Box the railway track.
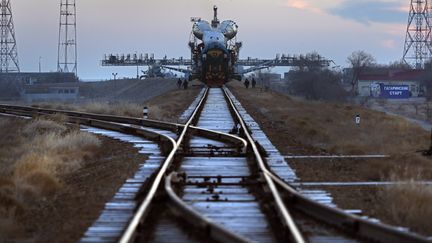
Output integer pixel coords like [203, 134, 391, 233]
[0, 87, 430, 243]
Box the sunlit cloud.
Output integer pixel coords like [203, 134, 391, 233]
[284, 0, 324, 14]
[391, 4, 409, 13]
[383, 23, 407, 36]
[381, 39, 397, 49]
[282, 0, 345, 10]
[329, 1, 407, 25]
[282, 0, 408, 25]
[286, 0, 307, 9]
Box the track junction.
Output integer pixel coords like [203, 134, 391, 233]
[0, 86, 430, 243]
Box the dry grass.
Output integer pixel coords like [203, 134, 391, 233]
[22, 119, 67, 138]
[230, 84, 432, 178]
[144, 87, 203, 122]
[270, 99, 427, 155]
[230, 83, 430, 155]
[0, 116, 101, 235]
[34, 102, 143, 118]
[33, 100, 170, 122]
[370, 100, 432, 122]
[230, 83, 432, 235]
[380, 174, 432, 235]
[33, 85, 202, 123]
[80, 102, 142, 117]
[35, 101, 183, 122]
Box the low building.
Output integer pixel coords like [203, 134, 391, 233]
[21, 82, 79, 102]
[0, 72, 79, 102]
[357, 69, 430, 99]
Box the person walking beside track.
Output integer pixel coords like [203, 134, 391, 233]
[252, 78, 256, 88]
[244, 78, 250, 89]
[177, 78, 182, 89]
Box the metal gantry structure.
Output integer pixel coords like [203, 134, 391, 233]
[101, 53, 332, 75]
[0, 0, 19, 73]
[403, 0, 432, 69]
[57, 0, 77, 75]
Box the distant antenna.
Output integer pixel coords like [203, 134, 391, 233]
[57, 0, 77, 75]
[0, 0, 19, 72]
[211, 5, 219, 28]
[403, 0, 432, 69]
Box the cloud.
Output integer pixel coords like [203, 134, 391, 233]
[282, 0, 407, 24]
[383, 23, 406, 36]
[284, 0, 324, 14]
[381, 39, 397, 49]
[329, 1, 407, 25]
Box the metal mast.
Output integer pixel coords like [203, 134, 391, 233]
[0, 0, 19, 72]
[57, 0, 77, 74]
[403, 0, 432, 69]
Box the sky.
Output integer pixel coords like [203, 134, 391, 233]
[11, 0, 410, 80]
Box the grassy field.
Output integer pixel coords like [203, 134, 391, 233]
[0, 115, 101, 239]
[229, 82, 430, 171]
[370, 99, 432, 123]
[380, 178, 432, 234]
[238, 87, 428, 155]
[33, 83, 203, 123]
[0, 85, 202, 241]
[228, 82, 432, 236]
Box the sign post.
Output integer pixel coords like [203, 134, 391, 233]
[143, 106, 149, 119]
[381, 85, 410, 99]
[355, 114, 361, 126]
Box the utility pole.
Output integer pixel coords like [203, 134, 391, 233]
[0, 0, 19, 72]
[403, 0, 432, 69]
[57, 0, 77, 75]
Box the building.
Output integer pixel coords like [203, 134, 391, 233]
[357, 69, 430, 99]
[0, 72, 79, 102]
[21, 82, 79, 102]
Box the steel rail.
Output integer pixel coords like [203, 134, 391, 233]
[164, 172, 251, 243]
[221, 88, 430, 243]
[285, 155, 390, 159]
[118, 87, 209, 243]
[0, 108, 173, 147]
[188, 126, 247, 154]
[0, 91, 252, 242]
[222, 87, 306, 243]
[0, 104, 247, 152]
[0, 103, 182, 130]
[266, 171, 432, 243]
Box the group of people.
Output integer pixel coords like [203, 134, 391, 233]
[243, 78, 256, 89]
[178, 77, 259, 90]
[177, 78, 189, 89]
